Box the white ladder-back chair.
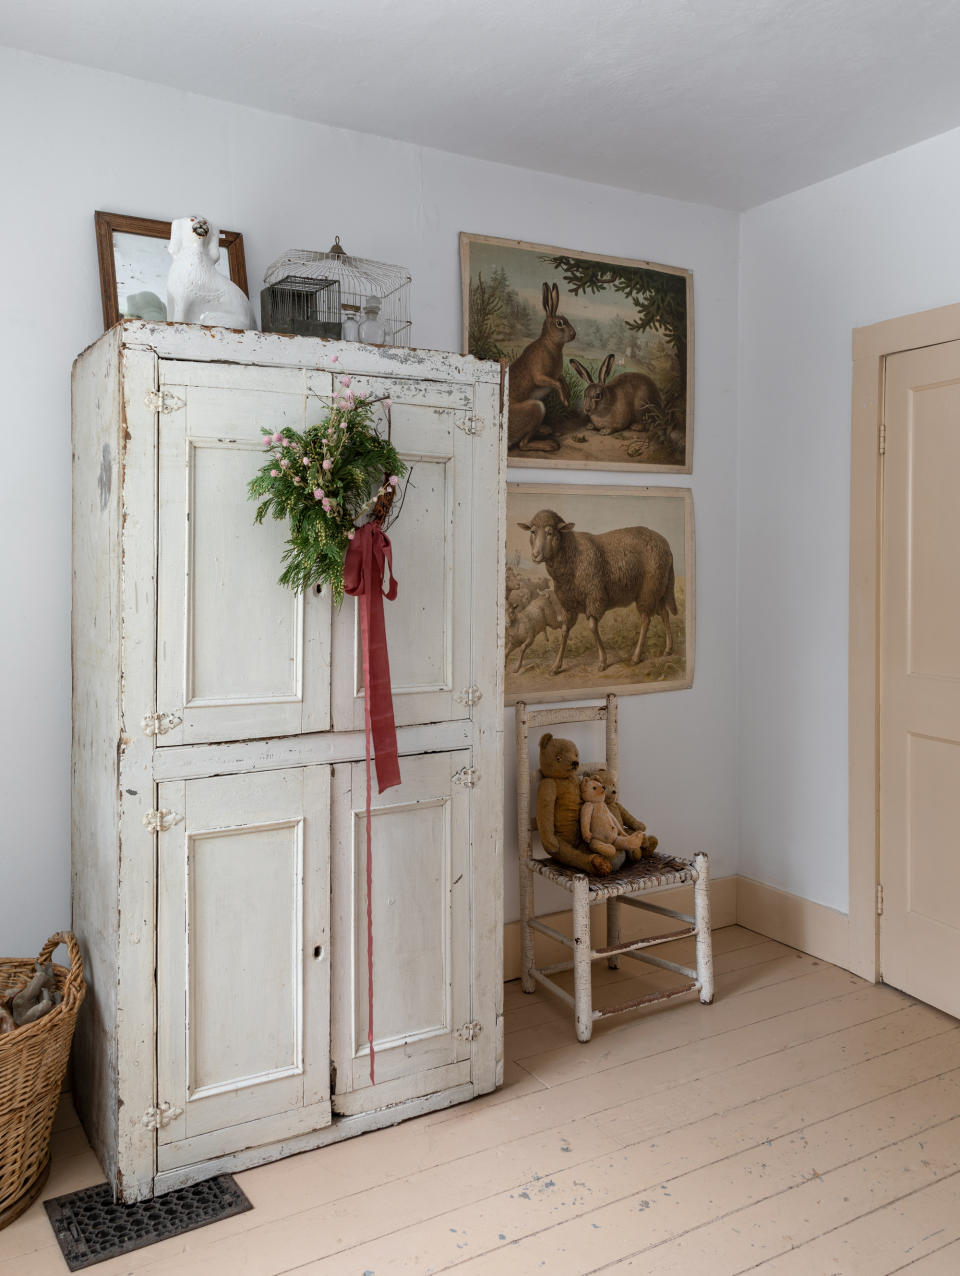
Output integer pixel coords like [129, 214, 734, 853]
[516, 695, 714, 1042]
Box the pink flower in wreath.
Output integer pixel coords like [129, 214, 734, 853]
[331, 354, 339, 363]
[384, 398, 392, 409]
[339, 375, 352, 388]
[314, 487, 323, 500]
[389, 475, 399, 487]
[272, 432, 282, 443]
[280, 458, 290, 469]
[322, 458, 332, 471]
[270, 469, 279, 477]
[263, 437, 273, 448]
[322, 499, 332, 512]
[347, 529, 355, 540]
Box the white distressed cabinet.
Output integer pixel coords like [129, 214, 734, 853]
[71, 323, 505, 1201]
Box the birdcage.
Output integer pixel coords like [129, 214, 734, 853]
[262, 237, 412, 346]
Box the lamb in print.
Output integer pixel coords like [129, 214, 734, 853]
[517, 508, 676, 674]
[505, 590, 565, 673]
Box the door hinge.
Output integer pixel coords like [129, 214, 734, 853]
[879, 420, 886, 455]
[140, 1101, 183, 1130]
[452, 767, 480, 788]
[145, 389, 185, 414]
[143, 808, 183, 833]
[456, 414, 483, 436]
[455, 685, 483, 708]
[877, 883, 884, 916]
[141, 710, 183, 736]
[457, 1020, 482, 1041]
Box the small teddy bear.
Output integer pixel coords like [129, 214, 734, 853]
[579, 775, 647, 860]
[535, 733, 615, 875]
[590, 767, 659, 856]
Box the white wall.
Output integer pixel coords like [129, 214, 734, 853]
[0, 47, 741, 956]
[739, 124, 960, 912]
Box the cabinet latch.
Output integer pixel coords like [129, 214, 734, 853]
[457, 1021, 482, 1041]
[140, 1101, 183, 1130]
[145, 389, 185, 414]
[455, 686, 483, 708]
[141, 710, 183, 736]
[143, 809, 183, 834]
[452, 767, 480, 788]
[456, 415, 483, 436]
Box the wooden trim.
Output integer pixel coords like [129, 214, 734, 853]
[848, 301, 960, 982]
[852, 300, 960, 361]
[503, 874, 736, 981]
[736, 876, 851, 971]
[94, 211, 249, 330]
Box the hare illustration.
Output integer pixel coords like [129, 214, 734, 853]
[569, 353, 660, 435]
[507, 283, 577, 452]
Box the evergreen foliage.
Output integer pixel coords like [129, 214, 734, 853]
[248, 385, 406, 604]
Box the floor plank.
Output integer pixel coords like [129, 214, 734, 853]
[3, 927, 959, 1276]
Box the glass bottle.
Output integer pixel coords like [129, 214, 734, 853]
[359, 295, 386, 346]
[340, 304, 360, 342]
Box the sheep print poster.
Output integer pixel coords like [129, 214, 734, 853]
[506, 484, 695, 704]
[460, 233, 693, 472]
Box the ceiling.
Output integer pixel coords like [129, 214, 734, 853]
[5, 0, 960, 209]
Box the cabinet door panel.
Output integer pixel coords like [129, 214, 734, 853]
[332, 383, 474, 728]
[156, 362, 332, 744]
[157, 766, 331, 1160]
[331, 751, 472, 1112]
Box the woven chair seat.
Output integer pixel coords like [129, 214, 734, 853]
[531, 853, 698, 898]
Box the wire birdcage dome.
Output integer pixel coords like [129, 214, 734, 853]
[262, 237, 412, 347]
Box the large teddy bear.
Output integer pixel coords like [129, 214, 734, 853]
[589, 767, 659, 856]
[579, 775, 647, 860]
[536, 733, 620, 875]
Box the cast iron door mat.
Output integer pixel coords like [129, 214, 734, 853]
[43, 1174, 252, 1270]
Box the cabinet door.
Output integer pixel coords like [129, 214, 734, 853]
[330, 750, 473, 1114]
[156, 361, 333, 745]
[156, 766, 331, 1169]
[332, 376, 475, 729]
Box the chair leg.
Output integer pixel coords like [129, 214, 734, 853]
[519, 858, 536, 994]
[695, 851, 715, 1005]
[606, 897, 622, 970]
[573, 876, 593, 1042]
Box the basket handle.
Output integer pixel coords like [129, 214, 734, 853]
[36, 932, 85, 1006]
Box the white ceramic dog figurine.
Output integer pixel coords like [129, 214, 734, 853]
[166, 216, 257, 329]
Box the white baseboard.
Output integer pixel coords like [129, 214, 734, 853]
[503, 874, 853, 983]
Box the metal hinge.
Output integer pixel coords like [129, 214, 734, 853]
[145, 389, 185, 414]
[456, 415, 483, 436]
[879, 420, 886, 455]
[456, 1021, 482, 1041]
[877, 883, 884, 916]
[141, 710, 183, 737]
[140, 1101, 183, 1130]
[455, 685, 483, 708]
[452, 767, 480, 788]
[143, 809, 183, 834]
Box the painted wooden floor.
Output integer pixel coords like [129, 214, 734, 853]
[3, 925, 960, 1275]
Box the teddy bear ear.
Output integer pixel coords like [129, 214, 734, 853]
[539, 733, 553, 748]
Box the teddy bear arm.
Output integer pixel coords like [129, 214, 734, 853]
[536, 777, 561, 853]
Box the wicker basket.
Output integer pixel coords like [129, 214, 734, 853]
[0, 932, 85, 1229]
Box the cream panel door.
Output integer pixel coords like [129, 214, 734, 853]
[330, 750, 473, 1114]
[156, 766, 331, 1168]
[331, 377, 476, 729]
[156, 362, 333, 745]
[880, 341, 960, 1016]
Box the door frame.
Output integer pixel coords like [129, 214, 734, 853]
[849, 300, 960, 981]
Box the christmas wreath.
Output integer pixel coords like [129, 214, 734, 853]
[248, 375, 407, 602]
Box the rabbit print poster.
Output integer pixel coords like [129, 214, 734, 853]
[460, 233, 693, 472]
[505, 483, 695, 705]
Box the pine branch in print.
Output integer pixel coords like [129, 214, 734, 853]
[505, 484, 695, 705]
[461, 234, 693, 472]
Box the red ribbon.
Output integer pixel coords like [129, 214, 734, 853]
[343, 522, 401, 1084]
